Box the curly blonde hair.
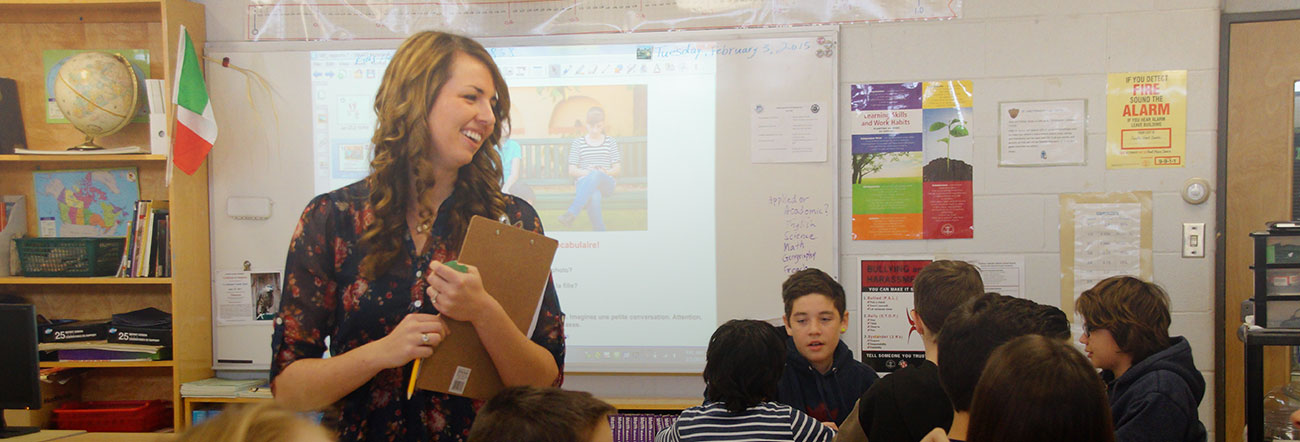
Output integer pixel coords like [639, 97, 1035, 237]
[360, 31, 511, 280]
[176, 402, 334, 442]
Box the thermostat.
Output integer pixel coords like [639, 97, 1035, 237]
[1182, 178, 1210, 205]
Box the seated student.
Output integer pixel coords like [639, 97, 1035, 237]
[176, 402, 334, 442]
[1076, 276, 1207, 442]
[468, 386, 616, 442]
[657, 319, 836, 442]
[777, 268, 878, 427]
[836, 260, 984, 442]
[933, 293, 1072, 442]
[923, 335, 1115, 442]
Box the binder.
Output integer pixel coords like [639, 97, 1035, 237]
[413, 215, 558, 400]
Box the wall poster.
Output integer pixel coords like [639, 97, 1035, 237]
[1105, 70, 1186, 169]
[850, 81, 974, 240]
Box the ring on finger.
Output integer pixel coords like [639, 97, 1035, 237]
[430, 289, 439, 304]
[420, 333, 430, 344]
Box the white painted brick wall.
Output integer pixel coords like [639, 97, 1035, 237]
[839, 2, 1221, 433]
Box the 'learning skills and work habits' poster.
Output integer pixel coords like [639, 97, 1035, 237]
[849, 81, 974, 240]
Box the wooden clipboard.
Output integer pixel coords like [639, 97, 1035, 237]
[414, 215, 558, 399]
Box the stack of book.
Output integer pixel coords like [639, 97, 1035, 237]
[38, 341, 169, 361]
[36, 308, 173, 361]
[180, 378, 266, 398]
[238, 380, 272, 399]
[609, 414, 677, 442]
[117, 200, 170, 277]
[108, 307, 172, 346]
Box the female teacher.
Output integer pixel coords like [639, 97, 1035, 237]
[270, 31, 565, 441]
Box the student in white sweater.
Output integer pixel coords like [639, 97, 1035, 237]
[657, 319, 836, 442]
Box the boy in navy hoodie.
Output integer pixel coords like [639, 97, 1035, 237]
[1076, 276, 1206, 442]
[777, 268, 879, 427]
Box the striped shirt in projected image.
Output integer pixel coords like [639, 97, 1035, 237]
[568, 135, 621, 170]
[655, 401, 835, 442]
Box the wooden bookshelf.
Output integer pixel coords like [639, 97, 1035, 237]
[602, 397, 700, 412]
[0, 154, 169, 163]
[0, 0, 209, 432]
[0, 276, 172, 285]
[41, 360, 175, 368]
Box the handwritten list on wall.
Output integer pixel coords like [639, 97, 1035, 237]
[769, 193, 830, 274]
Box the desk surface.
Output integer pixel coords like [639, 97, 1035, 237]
[9, 431, 172, 442]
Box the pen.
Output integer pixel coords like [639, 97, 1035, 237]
[406, 298, 424, 400]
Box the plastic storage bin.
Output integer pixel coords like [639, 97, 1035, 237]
[52, 400, 170, 432]
[15, 237, 124, 277]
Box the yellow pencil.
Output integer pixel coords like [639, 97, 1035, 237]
[407, 358, 421, 399]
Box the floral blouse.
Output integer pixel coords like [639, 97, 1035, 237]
[270, 180, 566, 441]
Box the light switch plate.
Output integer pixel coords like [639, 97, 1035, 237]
[1183, 223, 1205, 258]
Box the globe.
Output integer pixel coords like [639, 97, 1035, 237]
[52, 52, 140, 150]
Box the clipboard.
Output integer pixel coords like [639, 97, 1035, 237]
[413, 215, 558, 399]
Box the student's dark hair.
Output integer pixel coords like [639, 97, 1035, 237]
[967, 335, 1115, 442]
[1075, 276, 1172, 365]
[781, 268, 846, 316]
[1032, 303, 1072, 341]
[936, 293, 1071, 412]
[912, 260, 984, 335]
[703, 319, 785, 413]
[467, 386, 616, 442]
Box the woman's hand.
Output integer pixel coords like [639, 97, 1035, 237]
[426, 261, 501, 323]
[372, 313, 448, 369]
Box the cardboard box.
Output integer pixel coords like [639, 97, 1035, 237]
[3, 371, 80, 429]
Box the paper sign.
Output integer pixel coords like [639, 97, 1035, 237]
[999, 100, 1086, 166]
[750, 102, 829, 163]
[1105, 71, 1187, 168]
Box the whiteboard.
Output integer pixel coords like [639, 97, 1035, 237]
[205, 27, 838, 371]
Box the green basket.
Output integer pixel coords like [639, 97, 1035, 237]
[15, 237, 125, 277]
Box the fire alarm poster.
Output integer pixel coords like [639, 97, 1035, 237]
[850, 81, 974, 240]
[860, 258, 931, 372]
[1105, 70, 1186, 169]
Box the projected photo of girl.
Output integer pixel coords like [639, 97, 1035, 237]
[507, 85, 648, 232]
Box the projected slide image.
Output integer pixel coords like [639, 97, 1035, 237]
[507, 85, 648, 232]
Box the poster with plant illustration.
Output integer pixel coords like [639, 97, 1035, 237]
[849, 80, 973, 240]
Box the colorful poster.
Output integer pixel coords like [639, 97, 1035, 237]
[1105, 70, 1186, 168]
[850, 81, 974, 240]
[32, 167, 140, 237]
[860, 258, 931, 372]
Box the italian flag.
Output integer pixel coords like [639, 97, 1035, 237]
[171, 25, 216, 175]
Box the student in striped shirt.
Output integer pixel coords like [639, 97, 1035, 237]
[557, 106, 621, 231]
[656, 319, 836, 442]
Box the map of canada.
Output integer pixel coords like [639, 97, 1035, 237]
[34, 168, 139, 237]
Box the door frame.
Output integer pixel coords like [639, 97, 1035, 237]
[1219, 10, 1300, 442]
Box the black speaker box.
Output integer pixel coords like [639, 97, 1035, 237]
[0, 77, 28, 154]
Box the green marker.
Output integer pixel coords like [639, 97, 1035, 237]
[443, 260, 468, 273]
